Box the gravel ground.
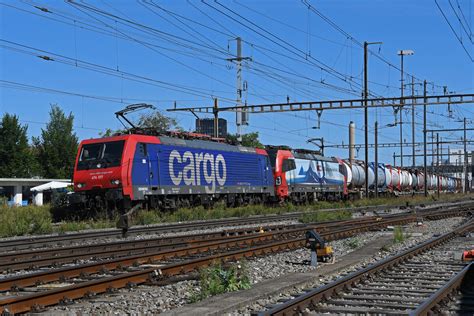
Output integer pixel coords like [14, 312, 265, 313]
[1, 219, 301, 252]
[0, 220, 300, 280]
[232, 216, 468, 315]
[46, 216, 468, 315]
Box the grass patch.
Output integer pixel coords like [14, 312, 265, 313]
[134, 210, 162, 226]
[381, 244, 390, 252]
[0, 205, 53, 237]
[299, 209, 352, 223]
[345, 237, 362, 249]
[0, 192, 471, 238]
[54, 219, 116, 234]
[393, 226, 410, 243]
[189, 261, 251, 303]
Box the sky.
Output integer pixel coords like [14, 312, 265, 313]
[0, 0, 473, 166]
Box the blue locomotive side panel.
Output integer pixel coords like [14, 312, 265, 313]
[131, 142, 274, 198]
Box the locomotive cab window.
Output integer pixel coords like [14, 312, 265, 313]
[77, 140, 125, 170]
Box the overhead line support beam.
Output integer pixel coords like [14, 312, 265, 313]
[167, 94, 474, 114]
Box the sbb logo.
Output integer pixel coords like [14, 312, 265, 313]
[169, 150, 227, 193]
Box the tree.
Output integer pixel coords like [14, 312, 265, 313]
[0, 114, 37, 177]
[226, 132, 264, 148]
[33, 105, 78, 179]
[137, 111, 180, 132]
[99, 110, 181, 137]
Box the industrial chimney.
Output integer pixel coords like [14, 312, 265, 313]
[349, 121, 355, 163]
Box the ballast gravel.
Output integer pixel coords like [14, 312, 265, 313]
[46, 216, 467, 315]
[232, 216, 467, 315]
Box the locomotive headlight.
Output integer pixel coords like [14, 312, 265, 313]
[76, 183, 85, 189]
[111, 179, 121, 185]
[275, 176, 282, 186]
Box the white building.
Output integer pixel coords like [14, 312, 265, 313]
[0, 178, 71, 206]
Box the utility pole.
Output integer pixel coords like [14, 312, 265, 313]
[436, 133, 440, 167]
[397, 49, 414, 168]
[363, 41, 382, 198]
[431, 131, 435, 169]
[464, 117, 468, 193]
[375, 121, 379, 198]
[411, 76, 416, 168]
[227, 37, 251, 143]
[364, 41, 369, 197]
[213, 98, 219, 138]
[423, 80, 428, 197]
[440, 136, 443, 165]
[400, 55, 404, 168]
[236, 37, 243, 143]
[437, 132, 440, 198]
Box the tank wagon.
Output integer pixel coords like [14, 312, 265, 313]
[68, 132, 462, 214]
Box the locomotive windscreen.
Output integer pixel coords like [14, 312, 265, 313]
[77, 140, 125, 170]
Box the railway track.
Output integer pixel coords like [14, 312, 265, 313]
[0, 218, 372, 273]
[1, 199, 471, 253]
[258, 219, 474, 315]
[0, 204, 468, 273]
[0, 206, 470, 314]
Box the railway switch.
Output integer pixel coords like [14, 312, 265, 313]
[305, 229, 334, 267]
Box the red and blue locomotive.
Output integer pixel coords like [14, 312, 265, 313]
[71, 132, 276, 213]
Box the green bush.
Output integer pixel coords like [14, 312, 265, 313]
[0, 205, 53, 237]
[189, 261, 251, 302]
[345, 237, 361, 249]
[55, 219, 116, 233]
[393, 226, 406, 243]
[134, 210, 162, 226]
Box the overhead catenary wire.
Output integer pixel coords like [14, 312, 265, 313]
[301, 0, 451, 90]
[10, 1, 381, 100]
[201, 0, 379, 96]
[434, 0, 474, 62]
[12, 1, 358, 103]
[0, 39, 239, 104]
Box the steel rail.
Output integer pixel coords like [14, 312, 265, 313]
[0, 211, 467, 314]
[258, 220, 474, 316]
[1, 213, 404, 270]
[0, 206, 465, 275]
[409, 262, 474, 316]
[1, 199, 470, 252]
[0, 224, 300, 270]
[0, 217, 401, 292]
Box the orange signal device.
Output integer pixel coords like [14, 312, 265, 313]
[462, 250, 474, 261]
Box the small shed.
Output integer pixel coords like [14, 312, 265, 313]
[30, 181, 72, 206]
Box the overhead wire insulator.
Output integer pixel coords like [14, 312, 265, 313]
[34, 6, 51, 13]
[37, 55, 54, 61]
[313, 110, 323, 129]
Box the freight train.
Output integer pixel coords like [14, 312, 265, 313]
[67, 131, 462, 215]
